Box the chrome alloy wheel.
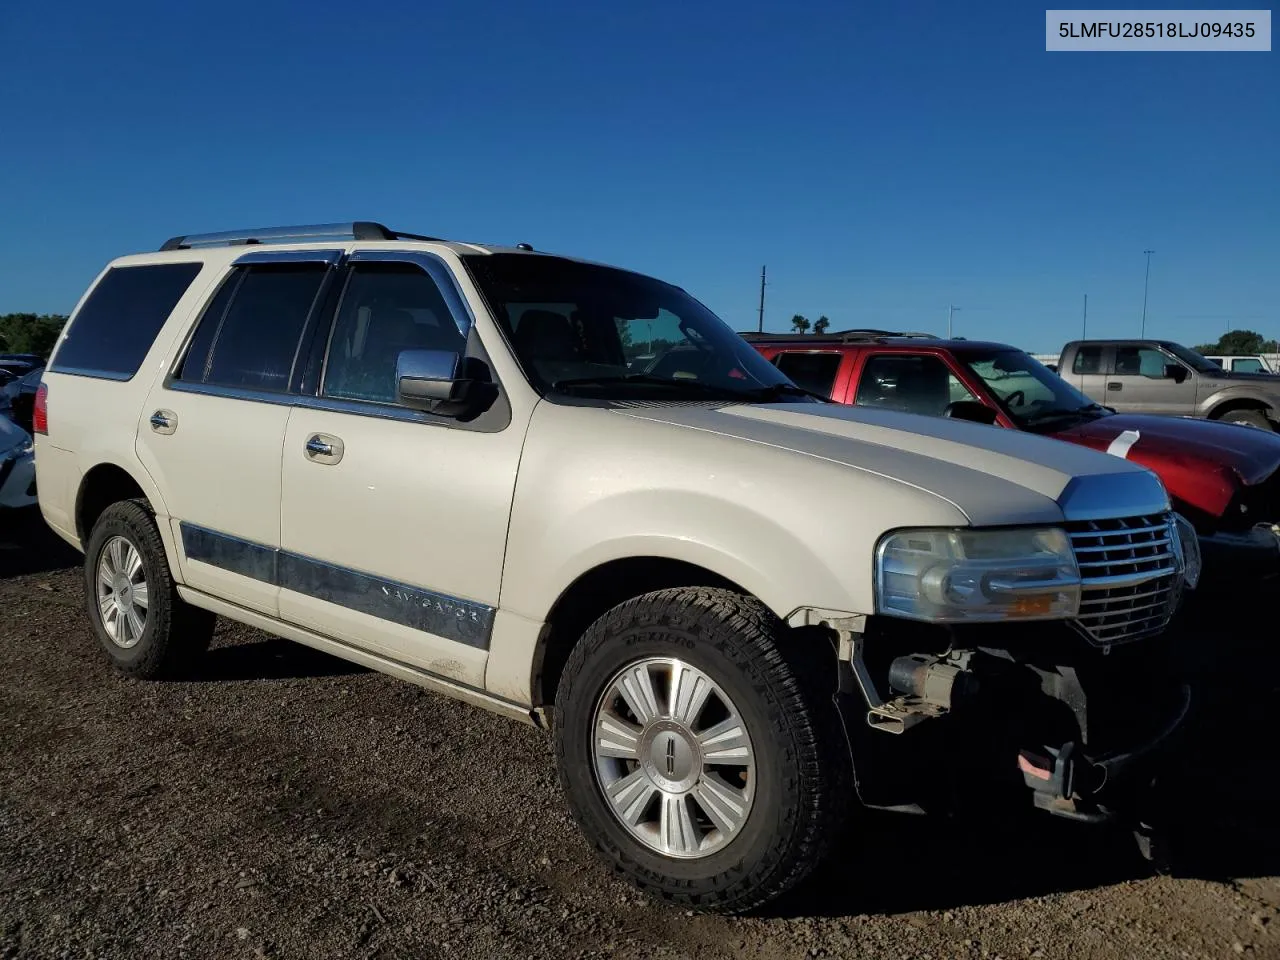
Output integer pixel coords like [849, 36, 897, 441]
[592, 657, 756, 859]
[95, 535, 150, 649]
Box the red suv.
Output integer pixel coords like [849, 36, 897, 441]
[745, 329, 1280, 583]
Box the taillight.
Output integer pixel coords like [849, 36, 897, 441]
[33, 383, 48, 435]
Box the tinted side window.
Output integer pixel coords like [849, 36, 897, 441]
[1072, 346, 1104, 375]
[773, 352, 842, 398]
[855, 355, 975, 416]
[322, 263, 466, 404]
[1234, 358, 1264, 373]
[176, 271, 242, 382]
[51, 263, 203, 379]
[178, 265, 326, 392]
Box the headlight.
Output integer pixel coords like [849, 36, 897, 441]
[1172, 513, 1201, 590]
[876, 527, 1082, 623]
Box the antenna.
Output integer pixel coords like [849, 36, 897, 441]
[757, 266, 767, 333]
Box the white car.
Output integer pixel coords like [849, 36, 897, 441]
[35, 222, 1195, 912]
[0, 416, 36, 510]
[1201, 354, 1277, 375]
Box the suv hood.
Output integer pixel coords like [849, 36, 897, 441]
[617, 402, 1167, 526]
[1058, 412, 1280, 518]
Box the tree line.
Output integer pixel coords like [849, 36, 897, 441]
[789, 315, 831, 334]
[1192, 329, 1278, 356]
[0, 314, 67, 357]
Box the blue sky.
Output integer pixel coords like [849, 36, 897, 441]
[1, 1, 1275, 352]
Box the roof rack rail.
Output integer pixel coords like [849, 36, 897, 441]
[159, 221, 442, 251]
[739, 328, 941, 344]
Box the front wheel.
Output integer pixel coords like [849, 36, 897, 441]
[1218, 409, 1274, 430]
[554, 587, 850, 914]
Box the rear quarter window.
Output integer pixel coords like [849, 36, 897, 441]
[50, 262, 204, 380]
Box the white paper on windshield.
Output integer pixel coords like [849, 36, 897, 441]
[1106, 429, 1141, 459]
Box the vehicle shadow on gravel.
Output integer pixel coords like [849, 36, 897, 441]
[0, 506, 79, 579]
[199, 636, 370, 682]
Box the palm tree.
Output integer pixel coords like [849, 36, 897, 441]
[790, 314, 811, 334]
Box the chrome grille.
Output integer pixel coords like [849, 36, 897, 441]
[1067, 513, 1180, 645]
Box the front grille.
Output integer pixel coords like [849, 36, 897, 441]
[1067, 513, 1180, 645]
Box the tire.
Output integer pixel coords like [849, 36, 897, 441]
[1218, 409, 1273, 430]
[554, 587, 851, 914]
[83, 499, 214, 679]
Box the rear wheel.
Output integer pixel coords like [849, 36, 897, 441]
[554, 587, 850, 913]
[83, 500, 214, 679]
[1218, 409, 1273, 430]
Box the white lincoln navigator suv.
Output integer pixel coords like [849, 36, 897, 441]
[35, 222, 1197, 912]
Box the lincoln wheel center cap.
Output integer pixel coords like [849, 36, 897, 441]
[640, 720, 700, 792]
[113, 574, 131, 604]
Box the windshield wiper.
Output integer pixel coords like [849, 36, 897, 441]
[734, 382, 830, 402]
[551, 374, 754, 399]
[551, 374, 826, 403]
[1020, 403, 1106, 426]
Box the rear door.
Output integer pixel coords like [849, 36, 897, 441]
[1067, 343, 1112, 404]
[1108, 343, 1197, 415]
[137, 251, 340, 615]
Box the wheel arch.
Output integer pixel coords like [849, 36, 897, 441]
[74, 461, 183, 584]
[532, 556, 749, 708]
[75, 462, 153, 543]
[1204, 392, 1274, 422]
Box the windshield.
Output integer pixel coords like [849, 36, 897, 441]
[961, 349, 1102, 428]
[1162, 342, 1226, 374]
[461, 254, 804, 401]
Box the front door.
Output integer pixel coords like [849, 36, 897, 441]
[852, 352, 981, 416]
[1108, 343, 1197, 416]
[138, 254, 336, 615]
[277, 253, 524, 688]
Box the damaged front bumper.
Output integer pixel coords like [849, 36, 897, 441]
[832, 616, 1193, 826]
[1015, 679, 1191, 824]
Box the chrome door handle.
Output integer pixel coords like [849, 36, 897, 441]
[303, 433, 344, 464]
[149, 410, 177, 434]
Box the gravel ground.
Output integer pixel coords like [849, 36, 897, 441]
[1, 508, 1277, 960]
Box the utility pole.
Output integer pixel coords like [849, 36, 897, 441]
[947, 304, 960, 339]
[1140, 250, 1154, 337]
[757, 266, 767, 333]
[1082, 293, 1088, 339]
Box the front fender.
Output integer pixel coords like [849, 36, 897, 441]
[1199, 386, 1279, 419]
[504, 488, 860, 624]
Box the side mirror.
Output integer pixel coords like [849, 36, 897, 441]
[396, 349, 485, 417]
[943, 400, 999, 425]
[1164, 364, 1187, 383]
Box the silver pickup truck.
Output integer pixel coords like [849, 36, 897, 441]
[1059, 339, 1280, 431]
